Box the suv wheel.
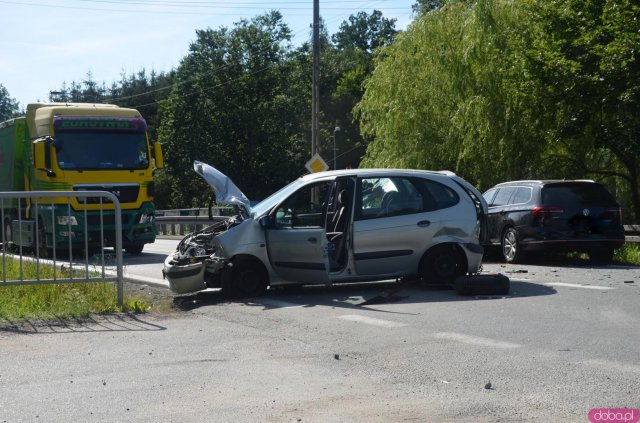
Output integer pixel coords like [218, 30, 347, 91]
[588, 248, 614, 265]
[502, 228, 524, 263]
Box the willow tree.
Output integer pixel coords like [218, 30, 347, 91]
[357, 0, 544, 189]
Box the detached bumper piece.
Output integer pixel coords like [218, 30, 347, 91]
[455, 273, 510, 296]
[163, 255, 206, 294]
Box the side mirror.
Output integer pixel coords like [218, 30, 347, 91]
[32, 138, 56, 177]
[258, 215, 271, 229]
[153, 142, 164, 169]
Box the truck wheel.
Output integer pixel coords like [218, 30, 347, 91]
[125, 244, 144, 254]
[37, 224, 50, 259]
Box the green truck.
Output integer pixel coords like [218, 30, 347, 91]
[0, 102, 164, 255]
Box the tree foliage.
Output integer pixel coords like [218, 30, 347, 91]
[357, 0, 544, 189]
[0, 84, 20, 121]
[157, 12, 309, 207]
[357, 0, 640, 220]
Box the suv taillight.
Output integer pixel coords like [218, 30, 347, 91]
[602, 207, 622, 221]
[532, 206, 564, 219]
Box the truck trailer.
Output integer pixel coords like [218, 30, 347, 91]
[0, 102, 164, 256]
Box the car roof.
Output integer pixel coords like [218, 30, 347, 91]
[299, 168, 458, 182]
[493, 179, 596, 187]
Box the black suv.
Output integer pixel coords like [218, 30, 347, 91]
[482, 180, 625, 264]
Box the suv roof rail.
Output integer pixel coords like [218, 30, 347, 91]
[496, 180, 543, 185]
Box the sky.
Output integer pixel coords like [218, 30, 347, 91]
[0, 0, 417, 109]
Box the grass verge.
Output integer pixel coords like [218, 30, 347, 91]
[614, 242, 640, 265]
[0, 257, 154, 320]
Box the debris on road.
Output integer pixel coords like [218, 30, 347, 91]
[484, 382, 493, 390]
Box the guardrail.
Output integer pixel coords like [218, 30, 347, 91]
[1, 191, 124, 306]
[626, 225, 640, 243]
[155, 208, 640, 243]
[155, 207, 232, 236]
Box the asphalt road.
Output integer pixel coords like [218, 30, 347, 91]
[1, 252, 639, 422]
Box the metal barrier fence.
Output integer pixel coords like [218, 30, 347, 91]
[0, 191, 124, 306]
[155, 207, 232, 236]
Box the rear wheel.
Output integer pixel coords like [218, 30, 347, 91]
[420, 244, 465, 285]
[588, 248, 614, 265]
[502, 228, 524, 263]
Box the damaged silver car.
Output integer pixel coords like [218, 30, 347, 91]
[163, 161, 488, 297]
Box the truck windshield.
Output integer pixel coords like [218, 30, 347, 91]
[54, 131, 149, 171]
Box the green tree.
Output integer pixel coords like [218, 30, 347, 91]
[318, 11, 398, 169]
[357, 0, 544, 189]
[0, 84, 20, 121]
[526, 0, 640, 220]
[332, 10, 398, 55]
[157, 12, 309, 207]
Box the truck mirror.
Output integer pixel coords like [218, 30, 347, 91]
[32, 138, 56, 177]
[33, 139, 46, 169]
[153, 142, 164, 169]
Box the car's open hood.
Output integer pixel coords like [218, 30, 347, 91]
[194, 161, 251, 213]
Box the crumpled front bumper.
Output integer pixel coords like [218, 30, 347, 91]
[163, 255, 206, 294]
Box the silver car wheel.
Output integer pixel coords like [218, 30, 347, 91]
[502, 228, 520, 263]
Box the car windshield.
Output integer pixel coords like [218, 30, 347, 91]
[55, 131, 149, 170]
[250, 177, 306, 219]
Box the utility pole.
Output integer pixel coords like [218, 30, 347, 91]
[311, 0, 320, 158]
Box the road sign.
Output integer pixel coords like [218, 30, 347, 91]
[305, 153, 329, 173]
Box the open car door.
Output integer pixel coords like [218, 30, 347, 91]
[264, 180, 332, 284]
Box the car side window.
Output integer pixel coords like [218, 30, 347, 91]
[510, 187, 532, 205]
[417, 179, 460, 211]
[491, 187, 516, 207]
[274, 181, 331, 228]
[483, 188, 497, 205]
[357, 177, 423, 220]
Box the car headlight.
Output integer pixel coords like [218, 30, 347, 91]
[57, 216, 78, 226]
[139, 213, 155, 224]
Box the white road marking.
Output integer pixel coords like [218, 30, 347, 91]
[431, 332, 522, 349]
[544, 282, 614, 290]
[338, 314, 407, 328]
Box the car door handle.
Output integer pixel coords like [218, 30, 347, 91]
[307, 237, 317, 243]
[417, 220, 431, 227]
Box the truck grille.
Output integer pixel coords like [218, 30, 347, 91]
[73, 184, 140, 204]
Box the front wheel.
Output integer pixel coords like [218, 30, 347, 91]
[222, 260, 268, 298]
[420, 244, 465, 285]
[502, 228, 524, 263]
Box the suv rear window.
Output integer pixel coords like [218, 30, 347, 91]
[541, 183, 617, 207]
